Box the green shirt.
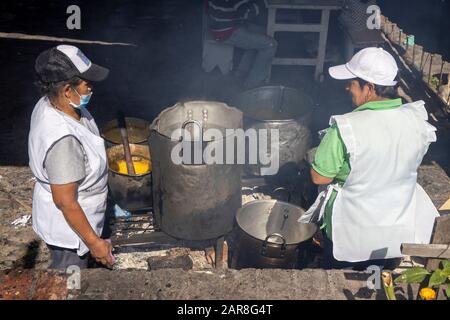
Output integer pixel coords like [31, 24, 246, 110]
[312, 98, 403, 239]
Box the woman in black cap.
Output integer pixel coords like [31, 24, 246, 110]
[29, 45, 113, 269]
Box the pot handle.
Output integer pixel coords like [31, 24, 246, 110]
[154, 118, 160, 132]
[179, 119, 204, 165]
[181, 119, 203, 142]
[261, 233, 287, 258]
[272, 187, 291, 203]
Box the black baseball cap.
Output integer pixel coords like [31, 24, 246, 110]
[35, 45, 109, 83]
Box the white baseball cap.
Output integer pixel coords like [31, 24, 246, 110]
[329, 47, 398, 86]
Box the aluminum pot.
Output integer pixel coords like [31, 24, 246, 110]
[101, 117, 150, 149]
[106, 144, 152, 211]
[148, 101, 243, 241]
[233, 86, 314, 177]
[232, 200, 317, 269]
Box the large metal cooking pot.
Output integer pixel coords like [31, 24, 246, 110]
[106, 144, 152, 211]
[148, 101, 243, 241]
[101, 117, 150, 148]
[232, 200, 317, 269]
[233, 86, 314, 177]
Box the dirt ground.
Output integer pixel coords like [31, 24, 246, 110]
[1, 162, 448, 272]
[0, 166, 49, 270]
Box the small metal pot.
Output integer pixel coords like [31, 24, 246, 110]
[106, 144, 152, 211]
[232, 200, 317, 269]
[101, 117, 150, 149]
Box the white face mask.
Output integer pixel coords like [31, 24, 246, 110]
[67, 87, 93, 109]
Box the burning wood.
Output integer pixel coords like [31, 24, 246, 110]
[204, 241, 228, 269]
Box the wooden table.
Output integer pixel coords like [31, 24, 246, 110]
[266, 0, 342, 81]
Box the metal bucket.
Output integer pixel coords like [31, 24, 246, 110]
[232, 200, 317, 269]
[101, 117, 150, 149]
[106, 144, 152, 211]
[233, 86, 314, 177]
[148, 101, 243, 241]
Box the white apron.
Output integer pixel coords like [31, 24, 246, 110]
[302, 101, 439, 262]
[28, 97, 108, 256]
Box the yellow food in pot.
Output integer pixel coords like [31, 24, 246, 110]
[111, 158, 151, 175]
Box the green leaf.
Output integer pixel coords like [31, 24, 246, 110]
[442, 260, 450, 271]
[446, 284, 450, 299]
[428, 269, 448, 287]
[381, 272, 397, 301]
[395, 267, 430, 284]
[443, 269, 450, 278]
[384, 285, 396, 301]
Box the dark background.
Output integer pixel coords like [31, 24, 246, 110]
[0, 0, 449, 167]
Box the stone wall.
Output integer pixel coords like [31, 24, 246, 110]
[381, 15, 450, 112]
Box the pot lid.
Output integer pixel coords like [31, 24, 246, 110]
[234, 86, 314, 122]
[236, 200, 317, 245]
[149, 101, 243, 141]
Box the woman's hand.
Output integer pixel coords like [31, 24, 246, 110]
[88, 238, 114, 267]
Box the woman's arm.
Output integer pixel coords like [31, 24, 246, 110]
[310, 168, 334, 185]
[50, 182, 113, 267]
[310, 125, 346, 185]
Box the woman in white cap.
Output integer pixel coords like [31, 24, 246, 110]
[303, 47, 439, 270]
[29, 45, 113, 269]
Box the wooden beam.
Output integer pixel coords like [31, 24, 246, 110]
[272, 24, 322, 33]
[0, 32, 136, 47]
[315, 9, 330, 81]
[431, 214, 450, 244]
[111, 231, 218, 250]
[273, 58, 317, 66]
[215, 236, 225, 269]
[266, 0, 342, 10]
[426, 213, 450, 270]
[401, 243, 450, 259]
[112, 232, 179, 247]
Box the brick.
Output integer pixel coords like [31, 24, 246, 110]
[0, 270, 34, 300]
[31, 272, 68, 300]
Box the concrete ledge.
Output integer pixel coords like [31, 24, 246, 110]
[0, 268, 407, 300]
